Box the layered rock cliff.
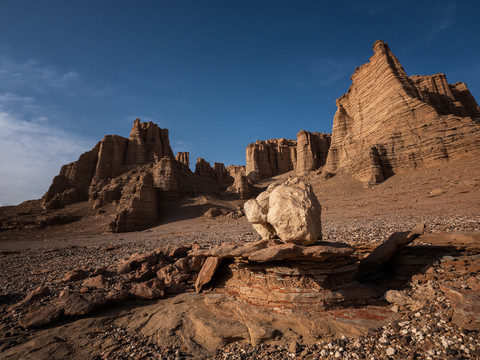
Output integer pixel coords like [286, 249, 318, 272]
[324, 40, 480, 184]
[245, 139, 297, 180]
[245, 132, 331, 180]
[296, 131, 331, 176]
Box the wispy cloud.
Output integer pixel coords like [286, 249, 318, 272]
[428, 3, 456, 41]
[0, 96, 92, 205]
[0, 52, 115, 98]
[0, 55, 82, 94]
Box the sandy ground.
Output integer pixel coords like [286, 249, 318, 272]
[0, 156, 479, 359]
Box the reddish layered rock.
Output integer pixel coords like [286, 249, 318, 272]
[296, 130, 331, 176]
[324, 40, 480, 184]
[191, 239, 379, 313]
[175, 152, 190, 168]
[246, 139, 297, 180]
[226, 173, 251, 199]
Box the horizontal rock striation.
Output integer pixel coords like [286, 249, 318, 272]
[191, 239, 379, 314]
[246, 139, 297, 180]
[296, 130, 331, 176]
[324, 40, 480, 184]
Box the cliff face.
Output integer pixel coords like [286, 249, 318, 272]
[296, 131, 331, 176]
[324, 40, 480, 184]
[195, 159, 233, 186]
[245, 139, 297, 180]
[175, 152, 190, 168]
[245, 132, 331, 180]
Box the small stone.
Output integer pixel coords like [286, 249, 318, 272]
[289, 341, 298, 354]
[386, 347, 396, 356]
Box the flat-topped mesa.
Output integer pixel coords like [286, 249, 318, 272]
[296, 130, 331, 176]
[246, 139, 297, 180]
[175, 152, 190, 168]
[324, 40, 480, 184]
[41, 119, 175, 210]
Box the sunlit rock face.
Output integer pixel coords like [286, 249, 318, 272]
[325, 40, 480, 185]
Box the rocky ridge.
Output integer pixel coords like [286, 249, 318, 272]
[324, 40, 480, 184]
[40, 119, 244, 233]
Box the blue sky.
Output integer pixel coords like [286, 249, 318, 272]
[0, 0, 479, 205]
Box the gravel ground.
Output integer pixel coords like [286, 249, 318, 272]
[1, 213, 480, 359]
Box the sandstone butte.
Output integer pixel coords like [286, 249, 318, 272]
[324, 40, 480, 184]
[41, 119, 248, 232]
[245, 40, 480, 183]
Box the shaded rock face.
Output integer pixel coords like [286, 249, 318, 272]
[246, 139, 297, 180]
[226, 173, 251, 199]
[226, 165, 246, 177]
[175, 152, 189, 168]
[296, 130, 331, 176]
[109, 173, 158, 233]
[195, 158, 233, 186]
[244, 178, 322, 245]
[325, 40, 480, 184]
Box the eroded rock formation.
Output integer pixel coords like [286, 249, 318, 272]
[108, 173, 158, 233]
[41, 119, 245, 232]
[175, 152, 189, 168]
[195, 159, 233, 185]
[42, 119, 174, 210]
[246, 139, 297, 180]
[324, 40, 480, 184]
[296, 130, 331, 176]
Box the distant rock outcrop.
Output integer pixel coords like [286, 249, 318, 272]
[246, 139, 297, 180]
[41, 119, 245, 231]
[195, 159, 233, 186]
[175, 152, 190, 168]
[324, 40, 480, 184]
[296, 130, 331, 176]
[42, 119, 174, 210]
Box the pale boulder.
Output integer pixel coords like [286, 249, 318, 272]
[267, 178, 322, 245]
[244, 178, 322, 245]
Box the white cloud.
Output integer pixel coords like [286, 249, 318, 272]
[428, 3, 456, 41]
[0, 55, 82, 94]
[0, 96, 92, 205]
